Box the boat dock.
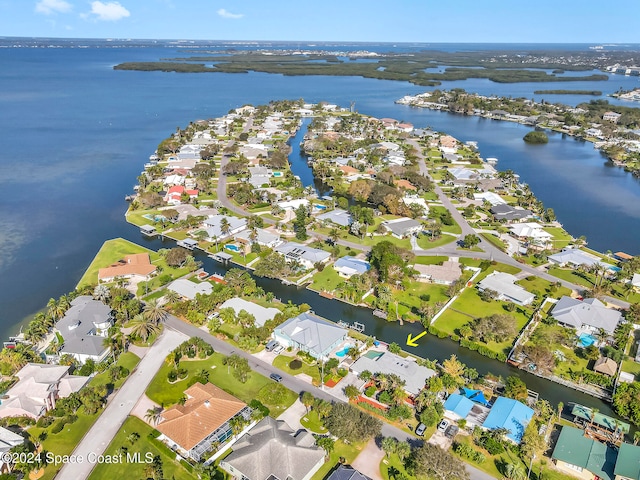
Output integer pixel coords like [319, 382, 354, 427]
[337, 320, 365, 333]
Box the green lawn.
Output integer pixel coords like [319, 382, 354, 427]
[621, 359, 640, 378]
[311, 440, 364, 480]
[480, 233, 506, 251]
[313, 226, 412, 249]
[273, 354, 321, 384]
[380, 452, 414, 480]
[547, 267, 595, 289]
[77, 238, 152, 289]
[416, 234, 457, 249]
[516, 276, 571, 299]
[413, 256, 449, 265]
[394, 281, 450, 321]
[544, 227, 574, 249]
[299, 410, 328, 434]
[309, 266, 344, 293]
[125, 208, 166, 228]
[146, 352, 297, 416]
[433, 286, 532, 355]
[90, 352, 141, 390]
[88, 416, 196, 480]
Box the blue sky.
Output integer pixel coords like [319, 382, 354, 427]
[1, 0, 638, 43]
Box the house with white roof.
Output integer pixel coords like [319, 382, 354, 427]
[0, 426, 24, 472]
[477, 272, 535, 306]
[550, 296, 621, 335]
[56, 296, 113, 364]
[317, 209, 353, 227]
[474, 192, 506, 206]
[247, 166, 272, 188]
[412, 260, 462, 285]
[233, 228, 282, 249]
[217, 298, 280, 327]
[203, 215, 247, 242]
[381, 218, 422, 238]
[333, 256, 371, 278]
[0, 364, 89, 419]
[631, 273, 640, 291]
[548, 248, 611, 269]
[167, 279, 213, 300]
[275, 242, 331, 270]
[274, 312, 347, 360]
[509, 223, 553, 249]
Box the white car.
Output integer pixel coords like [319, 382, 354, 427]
[273, 345, 285, 354]
[437, 419, 449, 433]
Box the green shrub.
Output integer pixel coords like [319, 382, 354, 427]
[51, 419, 66, 434]
[167, 370, 178, 382]
[364, 386, 376, 397]
[289, 359, 303, 370]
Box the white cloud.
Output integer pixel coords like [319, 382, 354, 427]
[217, 8, 243, 19]
[35, 0, 72, 15]
[88, 1, 130, 21]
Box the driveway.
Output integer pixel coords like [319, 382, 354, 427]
[352, 438, 384, 480]
[276, 398, 306, 431]
[57, 328, 187, 480]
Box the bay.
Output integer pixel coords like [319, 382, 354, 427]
[0, 42, 639, 342]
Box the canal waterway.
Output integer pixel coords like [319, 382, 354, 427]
[126, 222, 618, 419]
[287, 117, 331, 197]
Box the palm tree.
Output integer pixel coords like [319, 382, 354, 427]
[164, 290, 181, 304]
[328, 228, 340, 245]
[130, 314, 161, 343]
[143, 299, 167, 325]
[220, 217, 231, 238]
[344, 384, 360, 402]
[93, 284, 111, 303]
[144, 407, 163, 426]
[301, 391, 315, 413]
[634, 431, 640, 445]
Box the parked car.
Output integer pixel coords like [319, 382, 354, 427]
[415, 423, 427, 436]
[269, 373, 283, 382]
[437, 419, 449, 433]
[273, 345, 284, 354]
[445, 425, 459, 438]
[265, 340, 279, 352]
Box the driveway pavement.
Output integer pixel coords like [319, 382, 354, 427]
[57, 328, 187, 480]
[276, 398, 306, 431]
[352, 438, 384, 480]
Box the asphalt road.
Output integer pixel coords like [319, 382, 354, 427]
[58, 329, 188, 480]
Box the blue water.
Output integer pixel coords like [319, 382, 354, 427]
[335, 344, 353, 357]
[0, 39, 639, 340]
[225, 244, 241, 252]
[579, 333, 597, 347]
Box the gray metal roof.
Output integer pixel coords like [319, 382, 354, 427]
[275, 242, 331, 265]
[56, 297, 112, 358]
[350, 351, 436, 396]
[276, 312, 347, 358]
[326, 465, 372, 480]
[220, 417, 325, 480]
[381, 217, 421, 237]
[168, 279, 213, 300]
[551, 296, 621, 334]
[218, 298, 280, 327]
[477, 272, 535, 305]
[317, 208, 353, 227]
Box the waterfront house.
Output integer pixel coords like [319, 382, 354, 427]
[275, 242, 331, 270]
[490, 204, 533, 222]
[570, 404, 630, 436]
[333, 256, 371, 278]
[326, 465, 372, 480]
[56, 296, 113, 364]
[614, 443, 640, 480]
[156, 382, 251, 461]
[477, 272, 535, 306]
[273, 312, 348, 360]
[548, 248, 609, 269]
[0, 363, 88, 420]
[603, 112, 622, 123]
[247, 166, 272, 188]
[203, 215, 248, 242]
[550, 296, 621, 335]
[164, 185, 198, 205]
[474, 192, 506, 206]
[167, 279, 213, 300]
[233, 227, 282, 249]
[381, 217, 422, 238]
[508, 223, 553, 249]
[350, 351, 436, 396]
[217, 297, 280, 327]
[630, 273, 640, 291]
[551, 426, 616, 480]
[481, 396, 534, 443]
[220, 416, 325, 480]
[316, 208, 353, 227]
[98, 253, 157, 283]
[411, 260, 462, 285]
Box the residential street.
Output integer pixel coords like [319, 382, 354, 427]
[58, 329, 187, 480]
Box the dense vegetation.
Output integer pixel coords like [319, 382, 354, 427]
[523, 131, 549, 144]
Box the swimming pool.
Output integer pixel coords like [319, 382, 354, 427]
[579, 333, 597, 347]
[335, 344, 353, 357]
[314, 204, 327, 210]
[225, 244, 241, 252]
[273, 171, 283, 177]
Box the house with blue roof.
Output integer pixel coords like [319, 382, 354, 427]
[443, 394, 475, 420]
[481, 397, 534, 443]
[333, 257, 371, 278]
